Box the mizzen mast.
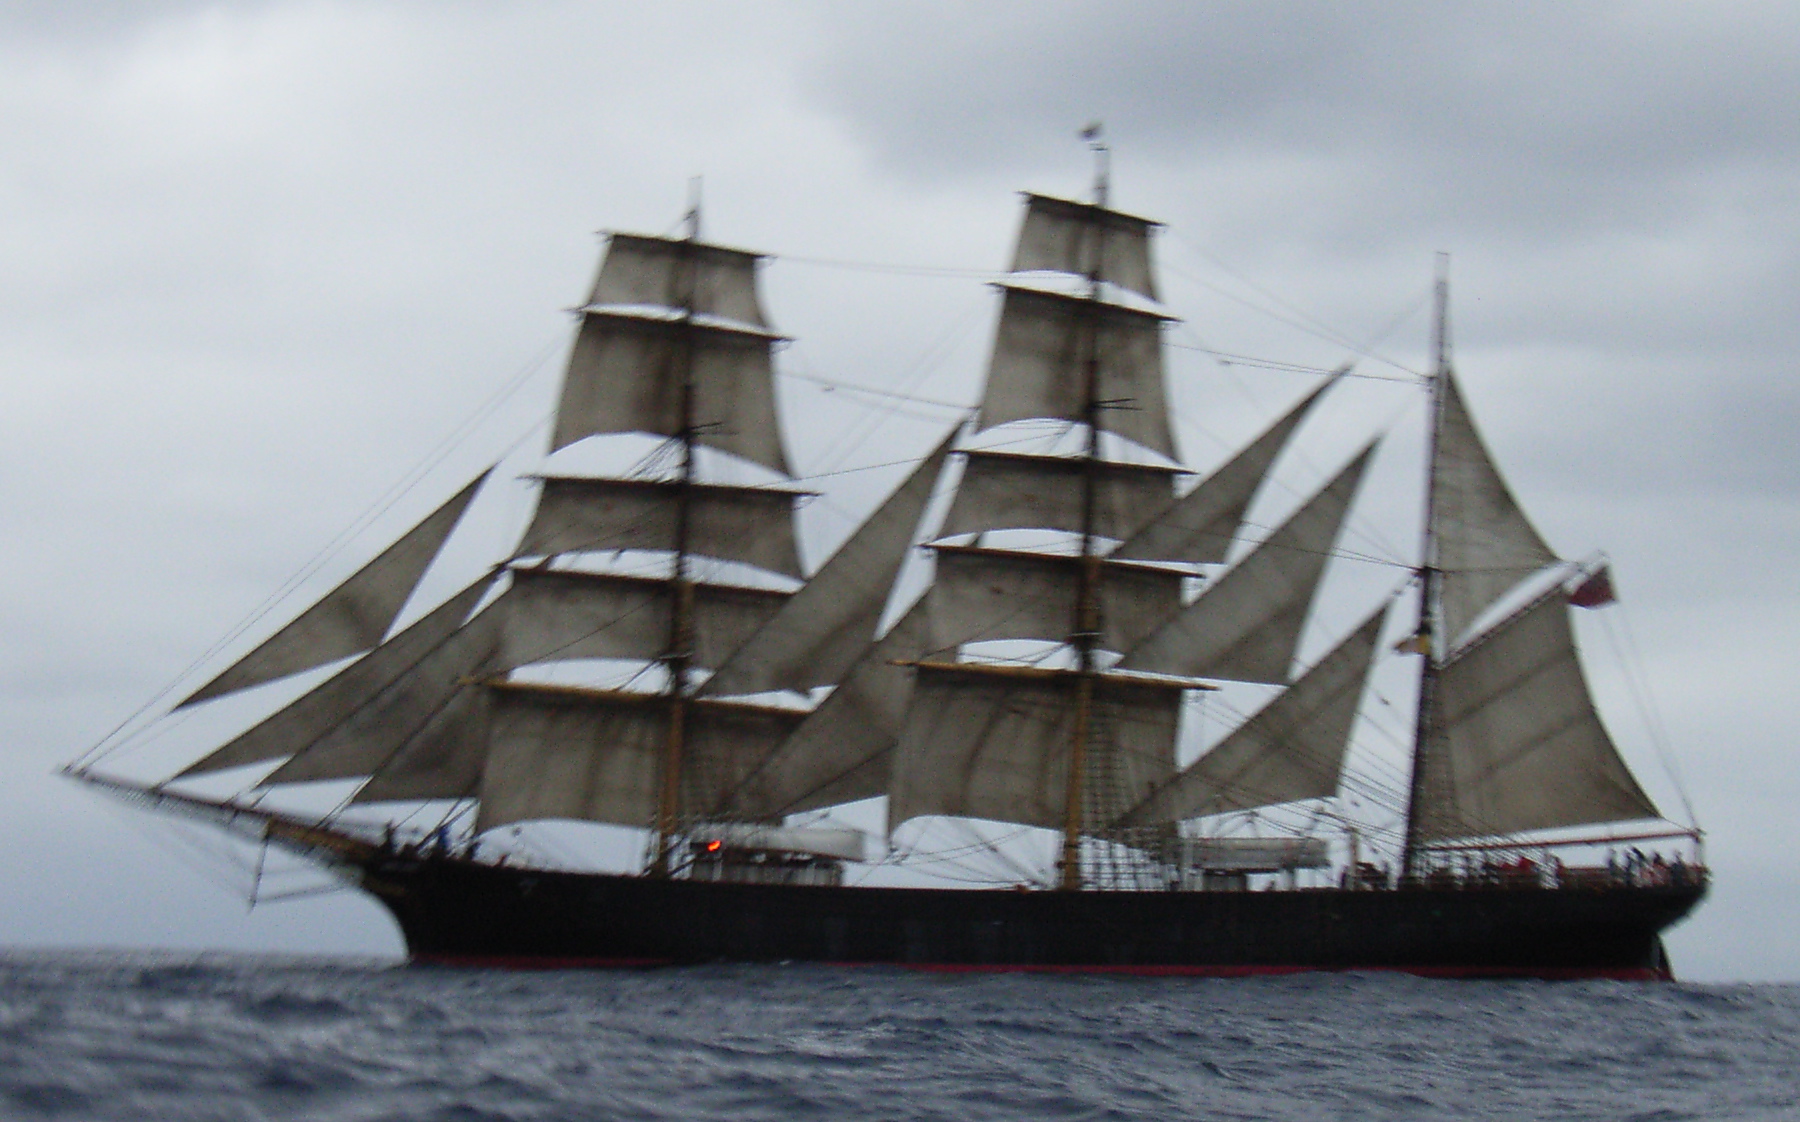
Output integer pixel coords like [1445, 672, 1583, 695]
[1400, 253, 1451, 882]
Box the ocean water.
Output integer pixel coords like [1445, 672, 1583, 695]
[1, 953, 1795, 1122]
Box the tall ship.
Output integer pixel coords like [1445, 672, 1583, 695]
[70, 163, 1707, 978]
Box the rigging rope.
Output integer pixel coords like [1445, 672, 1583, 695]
[74, 331, 568, 772]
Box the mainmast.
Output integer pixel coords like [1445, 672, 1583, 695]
[1060, 129, 1112, 890]
[1400, 253, 1452, 881]
[653, 190, 704, 876]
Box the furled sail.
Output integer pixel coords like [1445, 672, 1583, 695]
[1432, 373, 1558, 645]
[888, 664, 1186, 831]
[939, 450, 1182, 541]
[700, 428, 956, 697]
[259, 597, 505, 785]
[1412, 592, 1659, 843]
[499, 568, 790, 671]
[518, 477, 807, 579]
[176, 469, 490, 708]
[927, 545, 1184, 653]
[1119, 443, 1375, 684]
[1009, 194, 1160, 301]
[474, 684, 805, 833]
[717, 601, 931, 819]
[176, 575, 498, 776]
[587, 233, 768, 328]
[977, 286, 1177, 459]
[1120, 603, 1388, 825]
[550, 312, 789, 474]
[1114, 375, 1337, 565]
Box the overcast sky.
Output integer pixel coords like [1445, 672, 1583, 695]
[3, 1, 1796, 982]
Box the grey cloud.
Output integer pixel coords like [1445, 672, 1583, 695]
[805, 2, 1800, 244]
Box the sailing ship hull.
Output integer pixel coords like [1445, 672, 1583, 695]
[357, 855, 1703, 980]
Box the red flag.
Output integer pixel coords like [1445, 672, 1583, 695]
[1569, 566, 1618, 609]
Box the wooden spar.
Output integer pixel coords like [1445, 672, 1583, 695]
[929, 542, 1179, 577]
[890, 659, 1210, 691]
[1400, 254, 1452, 881]
[67, 767, 381, 864]
[489, 678, 813, 720]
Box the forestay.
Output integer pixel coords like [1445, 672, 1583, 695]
[1413, 592, 1660, 843]
[1120, 443, 1375, 684]
[176, 469, 490, 708]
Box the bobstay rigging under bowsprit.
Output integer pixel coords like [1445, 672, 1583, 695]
[69, 161, 1706, 977]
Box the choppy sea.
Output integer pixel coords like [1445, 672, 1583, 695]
[1, 952, 1795, 1122]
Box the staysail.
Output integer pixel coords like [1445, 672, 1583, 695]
[1121, 603, 1388, 825]
[175, 468, 490, 708]
[1431, 372, 1559, 644]
[176, 574, 499, 776]
[701, 427, 956, 698]
[1114, 374, 1337, 565]
[1119, 442, 1375, 684]
[716, 601, 933, 819]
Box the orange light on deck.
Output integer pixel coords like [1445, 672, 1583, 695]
[705, 839, 723, 852]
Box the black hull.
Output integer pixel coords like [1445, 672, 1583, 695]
[356, 855, 1705, 980]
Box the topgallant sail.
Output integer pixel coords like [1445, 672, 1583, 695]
[68, 172, 1706, 978]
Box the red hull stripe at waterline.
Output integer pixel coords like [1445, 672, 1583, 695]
[412, 953, 1670, 982]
